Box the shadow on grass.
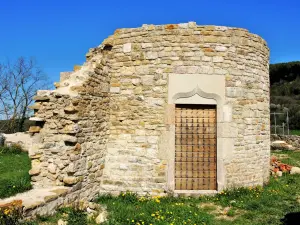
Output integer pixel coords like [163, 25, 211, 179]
[281, 212, 300, 225]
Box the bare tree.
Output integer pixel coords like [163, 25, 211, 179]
[0, 57, 49, 133]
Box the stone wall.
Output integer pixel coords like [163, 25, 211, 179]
[28, 49, 111, 201]
[100, 22, 270, 194]
[3, 132, 35, 152]
[271, 134, 300, 149]
[28, 22, 270, 200]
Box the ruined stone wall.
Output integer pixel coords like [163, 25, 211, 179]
[29, 50, 111, 201]
[100, 22, 270, 194]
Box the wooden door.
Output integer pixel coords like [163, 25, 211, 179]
[175, 104, 217, 190]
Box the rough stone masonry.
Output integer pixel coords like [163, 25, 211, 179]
[28, 22, 270, 202]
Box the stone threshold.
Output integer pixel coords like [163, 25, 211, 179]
[174, 190, 218, 197]
[0, 186, 71, 215]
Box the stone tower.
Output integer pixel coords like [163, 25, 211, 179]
[28, 22, 270, 201]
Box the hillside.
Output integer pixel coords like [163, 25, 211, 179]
[270, 61, 300, 129]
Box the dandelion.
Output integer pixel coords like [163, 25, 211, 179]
[4, 209, 10, 215]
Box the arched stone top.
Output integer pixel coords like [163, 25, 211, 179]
[172, 85, 221, 105]
[168, 74, 225, 106]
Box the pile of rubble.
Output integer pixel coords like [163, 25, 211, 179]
[270, 156, 300, 176]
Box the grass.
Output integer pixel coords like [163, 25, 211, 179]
[28, 150, 300, 225]
[95, 174, 300, 225]
[289, 130, 300, 135]
[273, 150, 300, 167]
[0, 145, 32, 199]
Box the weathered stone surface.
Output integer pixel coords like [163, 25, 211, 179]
[61, 135, 77, 143]
[74, 65, 81, 71]
[28, 103, 41, 110]
[95, 211, 107, 224]
[110, 87, 120, 93]
[63, 176, 78, 185]
[29, 167, 41, 176]
[60, 72, 72, 82]
[74, 143, 81, 151]
[0, 187, 70, 217]
[54, 82, 61, 88]
[290, 167, 300, 175]
[271, 134, 300, 150]
[48, 164, 57, 174]
[145, 52, 158, 60]
[60, 124, 80, 134]
[57, 219, 67, 225]
[123, 43, 131, 53]
[67, 163, 76, 173]
[33, 96, 50, 101]
[271, 140, 295, 151]
[215, 46, 227, 52]
[276, 171, 283, 177]
[29, 117, 45, 122]
[29, 126, 41, 133]
[64, 106, 77, 113]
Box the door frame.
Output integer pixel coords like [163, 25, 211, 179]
[165, 75, 231, 194]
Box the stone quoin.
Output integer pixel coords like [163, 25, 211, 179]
[27, 22, 270, 204]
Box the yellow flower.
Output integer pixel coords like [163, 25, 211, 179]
[4, 209, 10, 215]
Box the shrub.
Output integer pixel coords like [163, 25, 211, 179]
[0, 200, 23, 225]
[59, 207, 87, 225]
[119, 191, 139, 204]
[67, 209, 87, 225]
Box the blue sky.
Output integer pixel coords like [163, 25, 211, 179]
[0, 0, 299, 83]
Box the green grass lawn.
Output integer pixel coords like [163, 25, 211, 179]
[0, 146, 32, 199]
[95, 175, 300, 225]
[273, 150, 300, 167]
[290, 130, 300, 135]
[28, 151, 300, 225]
